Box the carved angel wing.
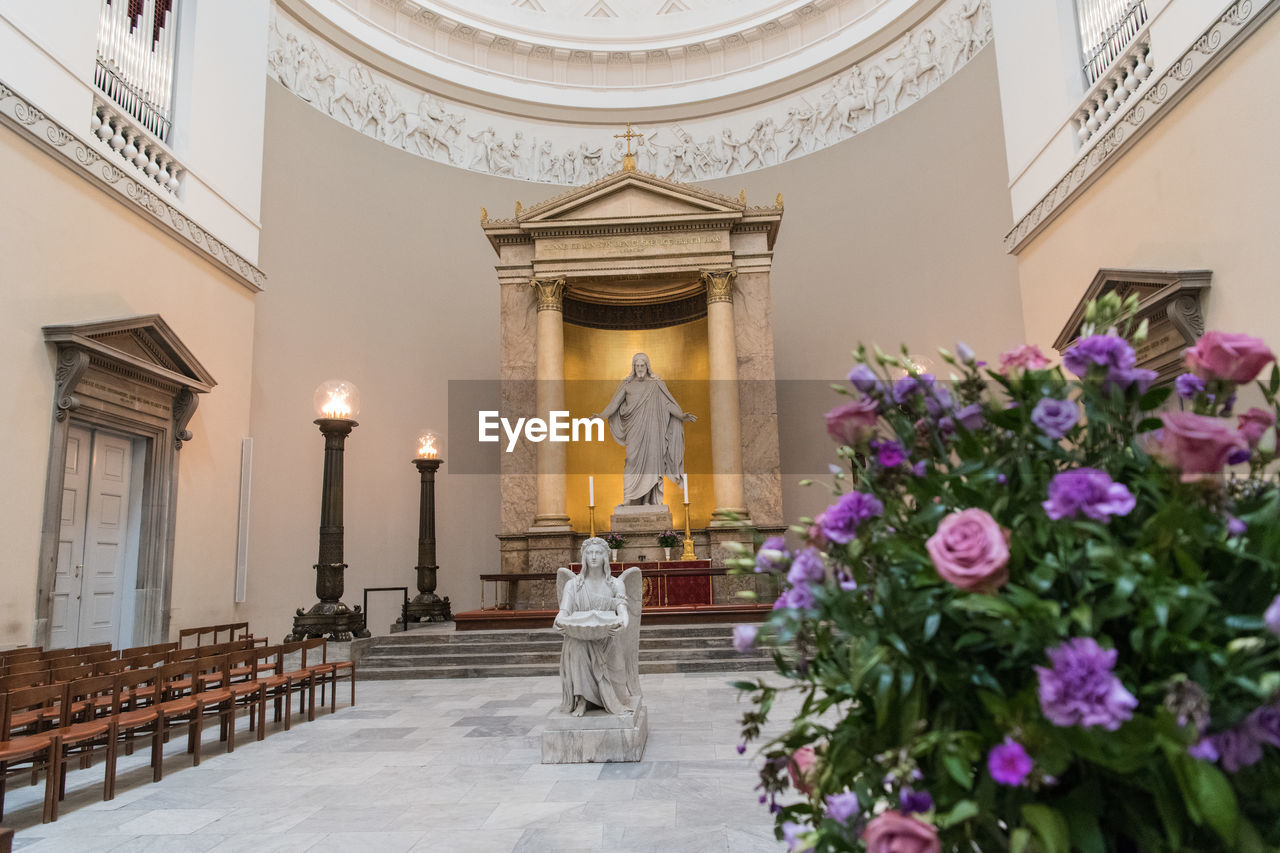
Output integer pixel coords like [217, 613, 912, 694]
[555, 566, 576, 612]
[619, 566, 643, 697]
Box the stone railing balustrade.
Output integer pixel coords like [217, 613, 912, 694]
[91, 99, 183, 195]
[1074, 39, 1153, 145]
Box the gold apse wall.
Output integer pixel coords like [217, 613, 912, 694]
[563, 317, 714, 534]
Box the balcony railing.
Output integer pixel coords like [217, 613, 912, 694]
[94, 0, 178, 143]
[1078, 0, 1149, 85]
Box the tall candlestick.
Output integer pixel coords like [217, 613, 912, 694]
[589, 475, 594, 507]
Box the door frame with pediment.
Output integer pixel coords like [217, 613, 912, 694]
[35, 316, 215, 648]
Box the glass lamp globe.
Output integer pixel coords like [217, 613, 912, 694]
[313, 379, 360, 420]
[416, 430, 440, 459]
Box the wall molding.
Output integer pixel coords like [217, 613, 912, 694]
[0, 80, 267, 292]
[268, 0, 992, 185]
[1004, 0, 1277, 255]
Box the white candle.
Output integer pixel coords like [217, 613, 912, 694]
[682, 473, 689, 504]
[589, 476, 594, 507]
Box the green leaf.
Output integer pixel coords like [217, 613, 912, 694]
[1022, 804, 1071, 853]
[942, 752, 974, 791]
[922, 612, 941, 642]
[1010, 828, 1032, 853]
[1187, 759, 1239, 842]
[1139, 386, 1173, 410]
[937, 798, 979, 828]
[1269, 363, 1279, 396]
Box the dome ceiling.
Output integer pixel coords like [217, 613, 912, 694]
[270, 0, 994, 183]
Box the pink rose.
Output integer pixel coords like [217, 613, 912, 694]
[788, 746, 817, 794]
[926, 508, 1010, 593]
[998, 344, 1051, 374]
[825, 398, 879, 447]
[1157, 411, 1247, 481]
[1237, 407, 1276, 447]
[862, 811, 940, 853]
[1185, 331, 1275, 383]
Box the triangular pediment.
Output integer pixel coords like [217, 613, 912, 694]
[519, 170, 743, 226]
[43, 314, 217, 391]
[1053, 269, 1212, 354]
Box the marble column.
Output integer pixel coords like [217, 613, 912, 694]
[531, 277, 571, 529]
[702, 270, 749, 525]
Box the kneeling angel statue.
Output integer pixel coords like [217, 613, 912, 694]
[554, 537, 643, 716]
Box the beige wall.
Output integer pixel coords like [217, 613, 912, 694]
[0, 128, 257, 647]
[250, 43, 1020, 637]
[1014, 13, 1280, 354]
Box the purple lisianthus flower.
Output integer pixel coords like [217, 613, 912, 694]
[1265, 595, 1280, 636]
[892, 375, 924, 404]
[825, 791, 860, 824]
[787, 547, 825, 586]
[1188, 737, 1219, 762]
[774, 582, 815, 611]
[1215, 727, 1264, 773]
[1036, 637, 1138, 730]
[987, 738, 1033, 786]
[817, 491, 883, 545]
[1104, 366, 1159, 394]
[1043, 468, 1136, 522]
[1247, 704, 1280, 748]
[872, 438, 907, 468]
[836, 570, 858, 592]
[1175, 373, 1205, 399]
[899, 787, 933, 814]
[996, 473, 1008, 485]
[781, 821, 811, 852]
[848, 363, 881, 394]
[1063, 334, 1137, 378]
[1031, 397, 1079, 439]
[732, 625, 757, 654]
[1226, 515, 1247, 538]
[924, 384, 953, 418]
[754, 536, 790, 573]
[1227, 447, 1251, 466]
[912, 461, 927, 478]
[954, 403, 985, 431]
[956, 341, 976, 365]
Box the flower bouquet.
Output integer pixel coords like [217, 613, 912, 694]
[604, 533, 626, 551]
[734, 296, 1280, 851]
[658, 530, 682, 549]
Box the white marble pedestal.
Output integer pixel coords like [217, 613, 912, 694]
[609, 505, 674, 534]
[541, 704, 649, 764]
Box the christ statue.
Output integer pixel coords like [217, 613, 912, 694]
[593, 353, 697, 506]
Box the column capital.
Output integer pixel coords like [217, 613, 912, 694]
[701, 269, 738, 305]
[530, 277, 567, 312]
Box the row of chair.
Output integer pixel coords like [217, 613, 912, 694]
[0, 636, 354, 824]
[177, 622, 253, 649]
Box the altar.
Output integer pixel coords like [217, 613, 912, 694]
[468, 142, 785, 622]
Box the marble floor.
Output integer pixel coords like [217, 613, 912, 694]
[4, 672, 800, 852]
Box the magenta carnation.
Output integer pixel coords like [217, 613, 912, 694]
[1185, 331, 1276, 383]
[987, 738, 1033, 786]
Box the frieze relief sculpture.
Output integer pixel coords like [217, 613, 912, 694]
[268, 0, 992, 185]
[594, 354, 696, 507]
[554, 538, 642, 716]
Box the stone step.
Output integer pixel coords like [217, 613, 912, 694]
[360, 636, 737, 658]
[357, 657, 774, 680]
[374, 624, 740, 645]
[361, 646, 749, 667]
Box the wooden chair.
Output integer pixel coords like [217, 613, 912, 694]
[299, 637, 356, 717]
[111, 667, 166, 782]
[0, 684, 62, 822]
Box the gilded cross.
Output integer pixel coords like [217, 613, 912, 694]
[614, 123, 643, 157]
[614, 123, 643, 171]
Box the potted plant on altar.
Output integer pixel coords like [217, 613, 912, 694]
[604, 533, 626, 563]
[658, 529, 681, 561]
[731, 294, 1280, 852]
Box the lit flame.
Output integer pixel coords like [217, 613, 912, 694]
[418, 434, 438, 458]
[321, 388, 351, 419]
